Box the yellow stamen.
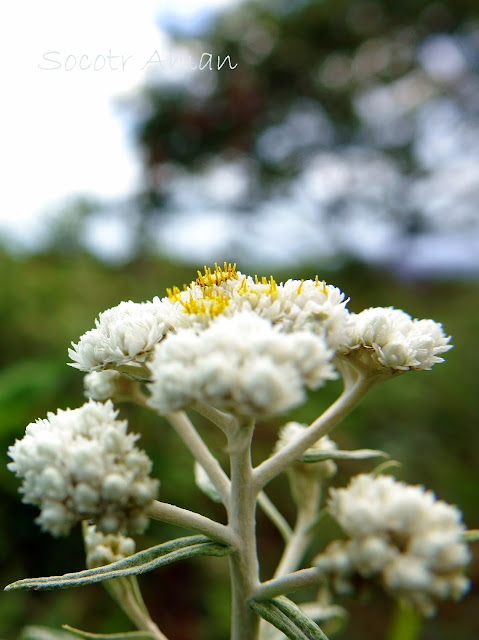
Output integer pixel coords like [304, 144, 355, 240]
[196, 262, 238, 287]
[314, 275, 328, 294]
[179, 290, 230, 317]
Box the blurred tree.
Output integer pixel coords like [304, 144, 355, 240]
[126, 0, 479, 267]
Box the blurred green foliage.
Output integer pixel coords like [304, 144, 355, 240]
[0, 249, 477, 639]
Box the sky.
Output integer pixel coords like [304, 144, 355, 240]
[0, 0, 239, 251]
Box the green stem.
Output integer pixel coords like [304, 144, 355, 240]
[227, 421, 261, 640]
[387, 600, 423, 640]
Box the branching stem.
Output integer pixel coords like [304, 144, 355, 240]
[146, 500, 237, 547]
[166, 411, 231, 507]
[227, 421, 261, 640]
[252, 567, 322, 601]
[253, 376, 373, 492]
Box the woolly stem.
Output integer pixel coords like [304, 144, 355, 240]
[146, 500, 237, 547]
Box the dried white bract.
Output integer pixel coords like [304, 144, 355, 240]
[7, 400, 159, 537]
[84, 524, 136, 569]
[340, 307, 452, 373]
[315, 474, 470, 615]
[68, 299, 181, 373]
[148, 312, 337, 417]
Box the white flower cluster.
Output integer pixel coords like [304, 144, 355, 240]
[84, 524, 136, 569]
[84, 370, 123, 401]
[341, 307, 452, 372]
[68, 266, 351, 376]
[7, 400, 159, 537]
[67, 266, 452, 418]
[275, 422, 338, 479]
[214, 273, 352, 352]
[315, 474, 470, 615]
[148, 312, 336, 417]
[68, 299, 181, 373]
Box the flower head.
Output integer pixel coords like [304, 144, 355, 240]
[315, 474, 470, 615]
[339, 307, 452, 374]
[68, 299, 181, 373]
[84, 370, 123, 401]
[84, 524, 136, 569]
[148, 312, 336, 417]
[275, 422, 338, 479]
[8, 400, 159, 536]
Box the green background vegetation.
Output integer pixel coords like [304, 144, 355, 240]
[0, 249, 477, 639]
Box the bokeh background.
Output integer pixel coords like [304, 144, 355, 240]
[1, 1, 478, 638]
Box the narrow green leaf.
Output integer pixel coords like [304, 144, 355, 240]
[6, 535, 231, 592]
[299, 448, 389, 463]
[248, 596, 329, 640]
[62, 626, 154, 640]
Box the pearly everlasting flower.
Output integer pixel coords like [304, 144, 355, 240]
[148, 312, 336, 417]
[315, 474, 470, 615]
[275, 422, 338, 479]
[84, 370, 123, 401]
[166, 265, 352, 351]
[68, 298, 181, 373]
[84, 524, 136, 569]
[339, 307, 452, 373]
[216, 272, 352, 352]
[7, 400, 159, 537]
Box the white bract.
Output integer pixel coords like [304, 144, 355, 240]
[68, 299, 181, 373]
[316, 474, 470, 615]
[340, 306, 452, 372]
[147, 312, 336, 417]
[7, 400, 159, 536]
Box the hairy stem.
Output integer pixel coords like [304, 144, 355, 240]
[273, 479, 321, 578]
[166, 410, 231, 507]
[252, 567, 321, 601]
[191, 400, 237, 436]
[104, 578, 170, 640]
[227, 421, 261, 640]
[253, 376, 373, 492]
[146, 500, 237, 547]
[257, 491, 293, 543]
